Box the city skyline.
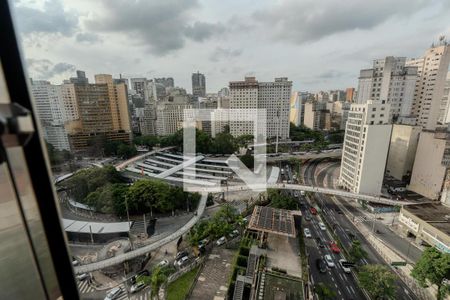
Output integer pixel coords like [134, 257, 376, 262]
[14, 0, 450, 92]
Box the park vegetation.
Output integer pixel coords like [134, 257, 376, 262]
[411, 247, 450, 300]
[358, 264, 397, 299]
[267, 189, 298, 210]
[64, 166, 200, 216]
[188, 205, 244, 246]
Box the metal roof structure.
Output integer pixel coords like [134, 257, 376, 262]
[248, 206, 300, 238]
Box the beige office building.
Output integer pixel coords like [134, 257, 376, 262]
[408, 130, 448, 200]
[386, 125, 421, 181]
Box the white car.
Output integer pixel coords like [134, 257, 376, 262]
[339, 259, 351, 273]
[175, 256, 189, 267]
[130, 282, 146, 293]
[104, 287, 123, 300]
[294, 192, 299, 197]
[324, 254, 335, 268]
[157, 259, 169, 268]
[76, 273, 89, 281]
[216, 236, 227, 246]
[318, 222, 326, 231]
[304, 228, 312, 238]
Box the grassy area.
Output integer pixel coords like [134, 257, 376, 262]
[166, 266, 199, 300]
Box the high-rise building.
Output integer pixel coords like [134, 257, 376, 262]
[386, 124, 421, 181]
[30, 80, 70, 151]
[303, 101, 331, 131]
[154, 77, 174, 88]
[438, 72, 450, 125]
[229, 77, 292, 139]
[66, 70, 89, 84]
[409, 129, 449, 200]
[64, 72, 131, 153]
[94, 74, 131, 133]
[130, 78, 146, 97]
[289, 91, 304, 127]
[192, 71, 206, 99]
[407, 43, 450, 130]
[346, 88, 355, 102]
[339, 101, 392, 195]
[156, 88, 192, 136]
[356, 57, 417, 123]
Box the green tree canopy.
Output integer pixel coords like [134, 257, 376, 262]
[268, 189, 298, 210]
[358, 264, 396, 299]
[315, 283, 336, 300]
[133, 135, 159, 148]
[348, 239, 368, 265]
[411, 247, 450, 300]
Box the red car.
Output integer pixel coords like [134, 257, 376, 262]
[329, 242, 340, 254]
[309, 207, 317, 215]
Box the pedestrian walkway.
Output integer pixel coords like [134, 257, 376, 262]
[77, 280, 95, 294]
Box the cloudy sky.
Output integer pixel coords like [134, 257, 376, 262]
[12, 0, 450, 93]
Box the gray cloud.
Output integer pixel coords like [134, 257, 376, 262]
[76, 32, 101, 44]
[14, 0, 78, 36]
[209, 47, 243, 62]
[318, 70, 347, 79]
[252, 0, 440, 44]
[86, 0, 223, 55]
[27, 58, 76, 80]
[184, 22, 225, 42]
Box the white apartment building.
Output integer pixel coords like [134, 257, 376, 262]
[356, 56, 417, 123]
[30, 80, 70, 151]
[156, 91, 192, 136]
[407, 44, 450, 130]
[339, 101, 392, 195]
[438, 72, 450, 125]
[229, 77, 291, 139]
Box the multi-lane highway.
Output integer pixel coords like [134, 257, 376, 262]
[302, 158, 417, 300]
[299, 194, 366, 300]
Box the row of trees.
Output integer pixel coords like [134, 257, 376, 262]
[188, 205, 243, 246]
[104, 140, 137, 159]
[64, 167, 200, 216]
[158, 128, 253, 155]
[267, 189, 298, 210]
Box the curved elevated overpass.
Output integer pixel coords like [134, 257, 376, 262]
[73, 192, 207, 274]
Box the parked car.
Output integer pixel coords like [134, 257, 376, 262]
[157, 260, 169, 268]
[72, 259, 79, 266]
[104, 287, 123, 300]
[216, 236, 227, 246]
[329, 242, 341, 254]
[229, 229, 239, 238]
[175, 251, 189, 261]
[130, 282, 146, 293]
[318, 222, 326, 231]
[324, 254, 335, 268]
[304, 214, 312, 221]
[303, 228, 312, 238]
[339, 259, 351, 273]
[315, 237, 324, 248]
[310, 207, 317, 215]
[76, 273, 89, 281]
[316, 258, 327, 273]
[175, 256, 189, 267]
[294, 192, 299, 197]
[130, 270, 150, 284]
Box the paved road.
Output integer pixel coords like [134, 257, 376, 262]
[305, 159, 417, 300]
